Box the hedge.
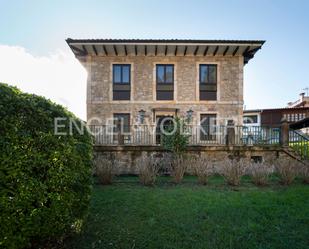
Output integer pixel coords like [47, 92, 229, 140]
[0, 83, 93, 248]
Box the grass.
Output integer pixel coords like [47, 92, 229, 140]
[64, 176, 309, 249]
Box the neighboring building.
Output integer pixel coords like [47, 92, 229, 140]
[244, 93, 309, 128]
[287, 92, 309, 108]
[67, 38, 264, 144]
[243, 107, 309, 127]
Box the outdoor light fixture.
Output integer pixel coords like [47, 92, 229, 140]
[138, 109, 146, 124]
[186, 109, 194, 122]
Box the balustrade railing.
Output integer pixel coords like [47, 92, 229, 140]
[89, 125, 280, 146]
[235, 126, 280, 145]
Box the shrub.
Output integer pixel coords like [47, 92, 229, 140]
[220, 158, 248, 186]
[192, 156, 213, 185]
[275, 158, 297, 185]
[161, 117, 190, 155]
[136, 154, 160, 186]
[248, 161, 274, 186]
[95, 157, 116, 185]
[171, 154, 187, 184]
[0, 83, 93, 249]
[298, 162, 309, 184]
[160, 117, 190, 184]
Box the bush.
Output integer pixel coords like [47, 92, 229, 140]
[95, 157, 116, 185]
[299, 163, 309, 184]
[192, 156, 213, 185]
[161, 117, 189, 155]
[220, 158, 248, 186]
[275, 158, 297, 185]
[0, 83, 93, 248]
[136, 154, 160, 186]
[248, 161, 274, 186]
[171, 154, 187, 184]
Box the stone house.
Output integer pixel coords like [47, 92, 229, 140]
[66, 38, 309, 173]
[67, 38, 264, 145]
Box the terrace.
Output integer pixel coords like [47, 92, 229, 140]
[89, 124, 281, 146]
[89, 120, 309, 162]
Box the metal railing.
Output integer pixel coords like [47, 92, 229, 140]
[289, 130, 309, 160]
[236, 126, 280, 145]
[89, 125, 281, 146]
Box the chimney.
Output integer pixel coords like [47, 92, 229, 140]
[300, 92, 305, 101]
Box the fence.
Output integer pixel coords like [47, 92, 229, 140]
[289, 130, 309, 160]
[89, 125, 281, 146]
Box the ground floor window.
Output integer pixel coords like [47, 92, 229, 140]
[155, 115, 174, 144]
[200, 114, 217, 141]
[113, 113, 131, 143]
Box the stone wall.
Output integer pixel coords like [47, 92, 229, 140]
[83, 55, 244, 126]
[93, 145, 296, 175]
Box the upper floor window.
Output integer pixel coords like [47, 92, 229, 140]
[113, 64, 130, 100]
[156, 64, 174, 100]
[199, 64, 217, 101]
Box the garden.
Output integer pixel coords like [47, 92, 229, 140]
[63, 175, 309, 249]
[1, 82, 309, 249]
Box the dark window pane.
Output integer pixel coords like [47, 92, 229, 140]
[157, 91, 173, 100]
[113, 65, 121, 83]
[200, 65, 208, 83]
[243, 115, 258, 124]
[122, 66, 130, 83]
[113, 65, 131, 101]
[113, 91, 130, 100]
[157, 66, 165, 83]
[208, 65, 217, 84]
[156, 65, 174, 100]
[114, 113, 130, 132]
[200, 114, 217, 141]
[201, 114, 216, 126]
[113, 64, 130, 84]
[200, 91, 216, 100]
[199, 65, 217, 101]
[165, 65, 173, 83]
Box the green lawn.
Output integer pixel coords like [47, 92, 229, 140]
[64, 176, 309, 249]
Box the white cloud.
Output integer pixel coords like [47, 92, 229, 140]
[0, 44, 87, 120]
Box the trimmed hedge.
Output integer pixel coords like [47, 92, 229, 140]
[0, 83, 93, 248]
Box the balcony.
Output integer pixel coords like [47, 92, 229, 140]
[89, 125, 281, 146]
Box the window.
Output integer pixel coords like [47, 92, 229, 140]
[113, 113, 130, 132]
[200, 114, 217, 141]
[156, 64, 174, 100]
[243, 115, 258, 124]
[113, 64, 131, 100]
[199, 64, 217, 100]
[251, 156, 263, 163]
[113, 113, 130, 143]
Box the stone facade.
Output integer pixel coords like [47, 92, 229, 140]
[94, 145, 296, 175]
[81, 55, 244, 126]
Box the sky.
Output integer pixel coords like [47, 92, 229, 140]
[0, 0, 309, 120]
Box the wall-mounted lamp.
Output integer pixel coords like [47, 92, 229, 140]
[138, 109, 146, 124]
[186, 109, 194, 122]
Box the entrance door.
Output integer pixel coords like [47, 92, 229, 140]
[156, 115, 174, 144]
